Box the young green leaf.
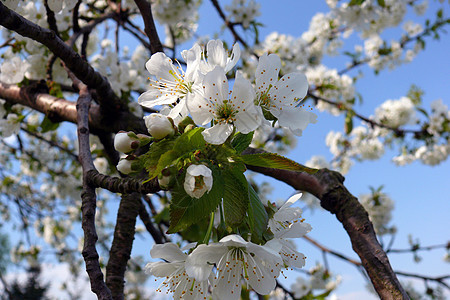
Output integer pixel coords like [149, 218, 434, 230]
[247, 184, 268, 244]
[222, 168, 249, 227]
[231, 132, 254, 154]
[240, 153, 318, 174]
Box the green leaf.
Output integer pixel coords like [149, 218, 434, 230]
[247, 184, 268, 244]
[231, 132, 254, 154]
[40, 116, 60, 133]
[344, 111, 354, 135]
[349, 0, 365, 6]
[148, 150, 179, 179]
[240, 153, 318, 174]
[377, 0, 385, 7]
[222, 168, 249, 227]
[141, 139, 175, 176]
[168, 167, 223, 233]
[173, 127, 206, 154]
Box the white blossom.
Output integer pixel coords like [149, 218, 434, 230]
[183, 164, 213, 199]
[144, 113, 175, 139]
[255, 53, 317, 136]
[188, 67, 261, 144]
[145, 242, 209, 299]
[0, 56, 29, 84]
[185, 234, 283, 299]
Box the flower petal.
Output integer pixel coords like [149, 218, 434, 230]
[274, 107, 318, 136]
[202, 123, 234, 145]
[272, 72, 309, 104]
[203, 66, 229, 106]
[144, 261, 179, 277]
[224, 43, 241, 73]
[185, 244, 226, 281]
[145, 52, 176, 82]
[206, 40, 227, 69]
[138, 88, 177, 108]
[150, 242, 187, 262]
[255, 53, 281, 93]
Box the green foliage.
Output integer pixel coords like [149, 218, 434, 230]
[39, 116, 60, 133]
[348, 0, 366, 6]
[407, 84, 424, 106]
[168, 166, 223, 233]
[240, 153, 318, 174]
[231, 132, 254, 154]
[247, 185, 268, 244]
[222, 167, 249, 227]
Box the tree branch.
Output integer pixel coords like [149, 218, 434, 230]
[133, 0, 163, 54]
[74, 73, 112, 299]
[86, 170, 160, 194]
[242, 147, 408, 299]
[0, 81, 147, 134]
[0, 2, 127, 117]
[106, 193, 141, 299]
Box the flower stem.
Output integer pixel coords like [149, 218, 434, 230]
[202, 211, 215, 245]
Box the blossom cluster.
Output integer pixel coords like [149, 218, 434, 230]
[145, 193, 312, 299]
[138, 39, 317, 146]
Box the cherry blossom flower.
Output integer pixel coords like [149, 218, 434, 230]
[138, 44, 202, 120]
[185, 234, 283, 300]
[188, 66, 261, 144]
[254, 53, 317, 136]
[145, 242, 209, 300]
[116, 157, 133, 174]
[269, 193, 312, 239]
[183, 164, 213, 199]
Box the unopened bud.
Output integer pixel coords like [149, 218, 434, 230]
[114, 132, 136, 153]
[117, 159, 133, 174]
[144, 113, 175, 139]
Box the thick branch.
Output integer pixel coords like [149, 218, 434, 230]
[0, 81, 147, 134]
[243, 147, 408, 299]
[0, 2, 126, 116]
[106, 193, 141, 300]
[86, 170, 160, 194]
[76, 76, 112, 299]
[133, 0, 163, 54]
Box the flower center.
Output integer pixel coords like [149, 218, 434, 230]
[215, 100, 237, 123]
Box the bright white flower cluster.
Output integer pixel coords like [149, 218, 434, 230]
[306, 65, 355, 116]
[360, 190, 396, 236]
[374, 96, 417, 128]
[145, 193, 311, 299]
[139, 40, 316, 145]
[290, 264, 341, 298]
[225, 0, 261, 29]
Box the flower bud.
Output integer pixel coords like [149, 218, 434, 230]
[144, 113, 175, 140]
[117, 158, 133, 174]
[114, 132, 136, 153]
[183, 164, 213, 199]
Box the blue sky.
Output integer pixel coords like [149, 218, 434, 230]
[2, 1, 448, 299]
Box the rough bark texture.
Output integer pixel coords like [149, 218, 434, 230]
[105, 193, 141, 300]
[133, 0, 164, 54]
[76, 80, 112, 299]
[244, 147, 408, 299]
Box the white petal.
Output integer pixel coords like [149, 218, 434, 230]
[234, 108, 261, 134]
[182, 43, 202, 82]
[230, 71, 256, 109]
[138, 88, 177, 108]
[186, 91, 213, 126]
[275, 107, 317, 136]
[276, 222, 312, 239]
[185, 244, 226, 281]
[255, 53, 281, 93]
[203, 66, 229, 106]
[150, 242, 187, 262]
[206, 40, 227, 68]
[245, 254, 278, 295]
[202, 123, 234, 145]
[144, 261, 179, 277]
[145, 52, 176, 82]
[219, 234, 248, 245]
[213, 251, 242, 300]
[224, 43, 241, 73]
[272, 72, 309, 104]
